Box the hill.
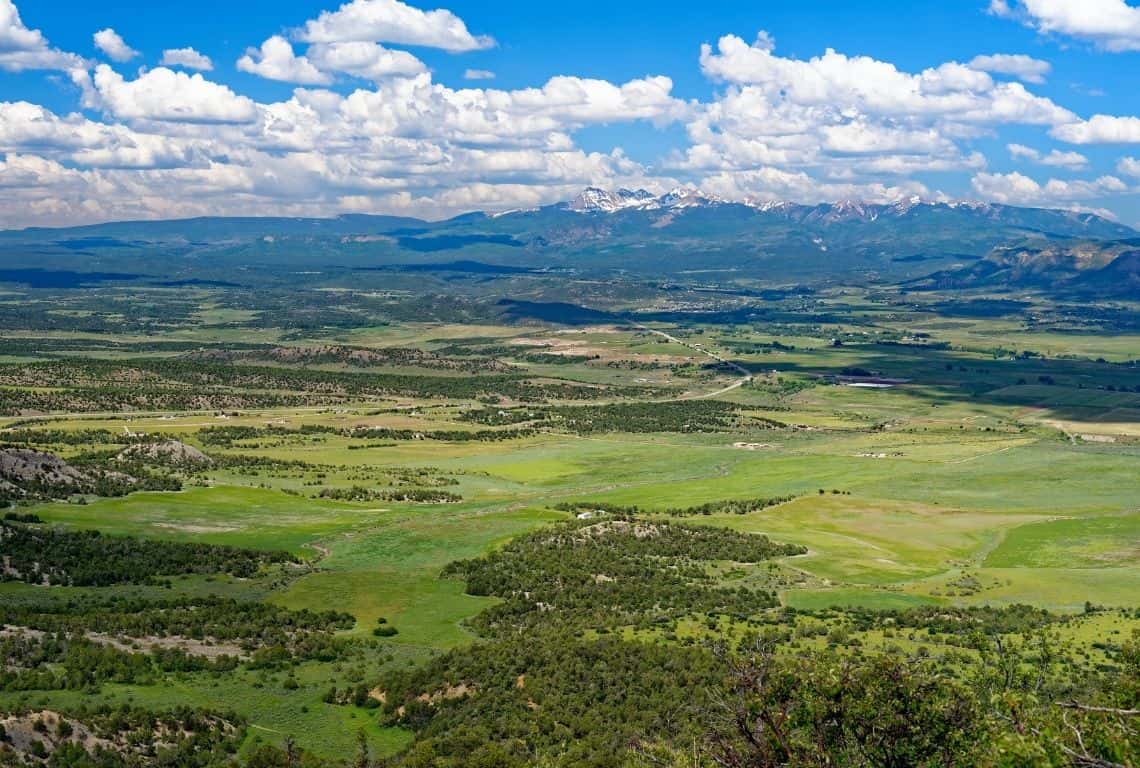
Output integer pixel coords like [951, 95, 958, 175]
[909, 238, 1140, 297]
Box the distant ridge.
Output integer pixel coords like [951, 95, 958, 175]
[2, 188, 1133, 238]
[1, 187, 1136, 294]
[555, 186, 1133, 233]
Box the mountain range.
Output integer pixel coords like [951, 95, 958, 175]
[1, 188, 1137, 294]
[562, 186, 1130, 233]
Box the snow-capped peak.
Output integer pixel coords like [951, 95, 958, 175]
[947, 200, 992, 212]
[658, 187, 725, 208]
[888, 195, 925, 215]
[616, 188, 655, 202]
[659, 187, 696, 204]
[833, 199, 869, 217]
[559, 187, 1025, 222]
[567, 187, 656, 213]
[744, 198, 795, 213]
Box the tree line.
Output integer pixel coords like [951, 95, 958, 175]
[0, 522, 297, 586]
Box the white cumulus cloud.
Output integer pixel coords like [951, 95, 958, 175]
[993, 0, 1140, 52]
[967, 53, 1051, 84]
[972, 170, 1127, 207]
[238, 36, 332, 85]
[161, 47, 214, 71]
[1007, 143, 1089, 168]
[92, 64, 259, 123]
[93, 28, 138, 62]
[0, 0, 85, 72]
[698, 33, 1072, 124]
[1116, 156, 1140, 178]
[295, 0, 493, 52]
[307, 41, 426, 81]
[676, 33, 1077, 201]
[1053, 114, 1140, 144]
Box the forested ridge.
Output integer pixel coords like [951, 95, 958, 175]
[0, 521, 297, 586]
[442, 518, 804, 635]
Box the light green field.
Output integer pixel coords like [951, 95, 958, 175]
[273, 505, 564, 646]
[781, 588, 941, 611]
[984, 513, 1140, 568]
[30, 485, 380, 554]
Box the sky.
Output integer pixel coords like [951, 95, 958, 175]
[4, 0, 1140, 227]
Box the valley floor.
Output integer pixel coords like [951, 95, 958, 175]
[0, 283, 1137, 766]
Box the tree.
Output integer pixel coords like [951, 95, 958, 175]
[354, 729, 371, 768]
[706, 641, 984, 767]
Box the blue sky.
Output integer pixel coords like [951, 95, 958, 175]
[3, 0, 1140, 226]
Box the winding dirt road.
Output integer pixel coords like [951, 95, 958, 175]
[636, 325, 752, 399]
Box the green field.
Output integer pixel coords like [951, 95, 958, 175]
[1, 281, 1137, 766]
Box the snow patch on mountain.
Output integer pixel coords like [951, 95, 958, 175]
[564, 187, 989, 222]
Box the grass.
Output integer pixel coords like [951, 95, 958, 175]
[28, 485, 381, 555]
[984, 513, 1140, 568]
[5, 303, 1139, 760]
[958, 568, 1140, 611]
[687, 495, 1046, 585]
[781, 588, 941, 611]
[273, 505, 563, 647]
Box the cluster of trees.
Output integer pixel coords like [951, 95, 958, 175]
[317, 486, 462, 504]
[0, 631, 236, 691]
[348, 427, 536, 443]
[229, 289, 499, 330]
[458, 408, 548, 427]
[210, 453, 316, 472]
[1, 358, 638, 411]
[198, 424, 535, 448]
[0, 385, 315, 417]
[515, 351, 599, 365]
[0, 522, 297, 586]
[0, 428, 129, 447]
[371, 615, 1138, 768]
[546, 401, 748, 434]
[0, 470, 177, 506]
[0, 704, 244, 767]
[602, 359, 679, 371]
[721, 339, 798, 354]
[702, 633, 1139, 768]
[554, 495, 798, 518]
[0, 597, 360, 692]
[842, 603, 1058, 637]
[458, 403, 788, 436]
[75, 453, 184, 492]
[189, 440, 465, 491]
[378, 632, 723, 768]
[383, 470, 459, 488]
[0, 300, 196, 336]
[373, 492, 1138, 768]
[0, 335, 263, 356]
[0, 355, 646, 415]
[2, 511, 41, 523]
[434, 341, 602, 366]
[2, 596, 354, 647]
[186, 344, 511, 374]
[442, 518, 804, 635]
[197, 426, 317, 448]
